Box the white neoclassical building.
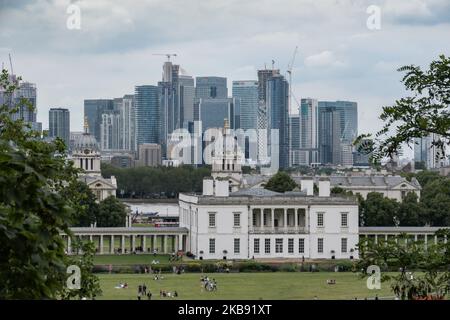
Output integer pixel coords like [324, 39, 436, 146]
[179, 178, 359, 260]
[70, 118, 117, 201]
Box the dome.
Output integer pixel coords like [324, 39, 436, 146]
[74, 133, 99, 151]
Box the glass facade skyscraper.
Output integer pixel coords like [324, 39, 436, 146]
[232, 80, 258, 131]
[49, 108, 70, 147]
[299, 98, 319, 166]
[195, 77, 228, 99]
[84, 99, 114, 141]
[318, 101, 358, 165]
[135, 85, 160, 146]
[267, 74, 289, 169]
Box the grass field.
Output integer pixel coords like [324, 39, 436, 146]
[97, 272, 394, 300]
[93, 254, 173, 265]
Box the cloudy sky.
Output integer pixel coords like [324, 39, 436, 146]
[1, 0, 449, 155]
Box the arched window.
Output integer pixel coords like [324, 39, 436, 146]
[79, 158, 83, 169]
[91, 158, 94, 170]
[85, 158, 89, 170]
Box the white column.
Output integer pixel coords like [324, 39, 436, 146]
[178, 234, 183, 251]
[414, 234, 418, 242]
[434, 235, 438, 245]
[260, 209, 264, 229]
[284, 208, 287, 230]
[424, 234, 428, 249]
[110, 235, 115, 254]
[385, 234, 388, 241]
[121, 235, 125, 254]
[375, 234, 378, 244]
[100, 235, 104, 254]
[294, 210, 298, 228]
[164, 235, 168, 253]
[89, 235, 93, 242]
[142, 235, 146, 253]
[131, 235, 136, 252]
[445, 235, 448, 244]
[271, 209, 275, 229]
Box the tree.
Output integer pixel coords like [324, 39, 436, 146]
[420, 178, 450, 226]
[264, 171, 297, 193]
[97, 196, 127, 227]
[356, 55, 450, 163]
[0, 69, 99, 299]
[357, 230, 450, 300]
[359, 192, 400, 226]
[61, 239, 102, 300]
[61, 180, 99, 227]
[397, 192, 422, 226]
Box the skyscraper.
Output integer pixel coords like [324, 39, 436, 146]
[318, 101, 358, 165]
[48, 108, 70, 147]
[267, 74, 289, 169]
[299, 98, 319, 166]
[198, 98, 240, 133]
[84, 99, 114, 142]
[100, 110, 120, 150]
[195, 77, 228, 99]
[119, 94, 136, 152]
[414, 134, 449, 169]
[289, 114, 301, 166]
[232, 80, 258, 131]
[179, 75, 195, 129]
[135, 85, 160, 146]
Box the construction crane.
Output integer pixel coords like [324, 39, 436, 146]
[152, 53, 177, 62]
[286, 46, 299, 112]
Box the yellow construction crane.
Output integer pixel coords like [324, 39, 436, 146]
[152, 53, 177, 62]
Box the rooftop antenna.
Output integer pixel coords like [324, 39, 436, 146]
[8, 53, 14, 75]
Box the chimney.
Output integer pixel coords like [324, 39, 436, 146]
[214, 179, 229, 197]
[301, 178, 314, 196]
[319, 178, 331, 197]
[202, 178, 214, 196]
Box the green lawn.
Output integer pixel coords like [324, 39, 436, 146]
[97, 272, 394, 300]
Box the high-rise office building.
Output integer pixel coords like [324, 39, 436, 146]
[135, 85, 160, 146]
[48, 108, 70, 147]
[318, 101, 358, 165]
[84, 99, 114, 142]
[267, 74, 289, 169]
[195, 77, 228, 99]
[198, 98, 240, 133]
[119, 94, 136, 151]
[100, 110, 120, 150]
[179, 75, 195, 129]
[414, 134, 449, 169]
[232, 80, 258, 131]
[299, 98, 319, 166]
[289, 114, 301, 167]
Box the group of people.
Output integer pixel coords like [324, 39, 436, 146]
[137, 283, 152, 300]
[200, 275, 217, 292]
[115, 283, 129, 289]
[160, 290, 178, 298]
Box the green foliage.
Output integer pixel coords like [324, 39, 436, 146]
[0, 69, 100, 299]
[97, 196, 127, 227]
[264, 171, 297, 193]
[62, 240, 102, 300]
[101, 163, 211, 198]
[357, 230, 450, 300]
[61, 180, 99, 227]
[420, 178, 450, 226]
[356, 55, 450, 163]
[359, 192, 400, 226]
[331, 186, 353, 196]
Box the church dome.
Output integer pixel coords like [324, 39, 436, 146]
[74, 133, 99, 151]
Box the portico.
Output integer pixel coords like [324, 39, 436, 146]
[250, 206, 307, 233]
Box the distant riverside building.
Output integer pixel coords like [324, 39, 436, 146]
[179, 75, 195, 130]
[135, 85, 160, 146]
[232, 80, 258, 131]
[111, 154, 135, 168]
[84, 99, 114, 142]
[318, 101, 358, 166]
[267, 74, 289, 169]
[137, 143, 162, 167]
[195, 76, 228, 99]
[298, 98, 319, 166]
[100, 110, 120, 151]
[48, 108, 70, 147]
[119, 95, 136, 152]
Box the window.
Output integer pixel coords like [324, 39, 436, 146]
[234, 238, 240, 254]
[341, 238, 348, 253]
[317, 213, 324, 227]
[209, 238, 215, 254]
[233, 213, 241, 227]
[254, 239, 260, 254]
[298, 238, 305, 254]
[275, 238, 283, 253]
[288, 238, 294, 254]
[341, 213, 348, 227]
[252, 213, 257, 226]
[208, 213, 216, 228]
[318, 238, 324, 253]
[264, 239, 271, 254]
[263, 212, 268, 226]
